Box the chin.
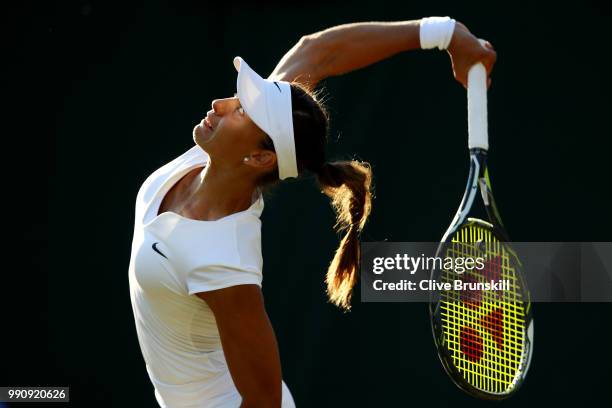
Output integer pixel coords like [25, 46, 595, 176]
[194, 124, 221, 156]
[193, 124, 209, 145]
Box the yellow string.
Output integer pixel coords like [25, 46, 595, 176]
[439, 222, 527, 393]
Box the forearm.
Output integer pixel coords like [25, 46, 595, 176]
[268, 20, 425, 88]
[307, 20, 423, 78]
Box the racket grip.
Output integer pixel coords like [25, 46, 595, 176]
[467, 62, 489, 150]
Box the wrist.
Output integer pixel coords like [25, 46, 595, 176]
[447, 21, 468, 53]
[420, 17, 456, 50]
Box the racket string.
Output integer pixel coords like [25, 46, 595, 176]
[439, 223, 528, 394]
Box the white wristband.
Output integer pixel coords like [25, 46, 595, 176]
[420, 17, 457, 50]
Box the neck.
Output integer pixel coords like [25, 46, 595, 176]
[188, 159, 258, 221]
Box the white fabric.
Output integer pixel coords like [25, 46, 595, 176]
[128, 144, 296, 407]
[233, 56, 298, 180]
[467, 62, 489, 150]
[420, 16, 456, 50]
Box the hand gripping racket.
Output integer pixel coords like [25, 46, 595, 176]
[428, 62, 534, 399]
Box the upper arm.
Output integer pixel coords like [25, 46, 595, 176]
[196, 285, 282, 407]
[268, 35, 325, 91]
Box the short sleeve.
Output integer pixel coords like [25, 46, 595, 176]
[186, 265, 262, 295]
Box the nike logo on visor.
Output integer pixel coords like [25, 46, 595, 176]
[273, 82, 282, 92]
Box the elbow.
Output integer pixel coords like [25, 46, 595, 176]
[297, 34, 315, 48]
[298, 33, 322, 54]
[296, 33, 332, 76]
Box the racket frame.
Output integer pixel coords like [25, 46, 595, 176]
[429, 148, 534, 399]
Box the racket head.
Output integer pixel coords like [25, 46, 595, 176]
[429, 152, 534, 399]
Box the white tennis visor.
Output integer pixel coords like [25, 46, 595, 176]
[233, 56, 298, 180]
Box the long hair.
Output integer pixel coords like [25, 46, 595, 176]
[256, 82, 373, 311]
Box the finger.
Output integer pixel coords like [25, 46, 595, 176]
[483, 51, 497, 76]
[484, 60, 495, 76]
[481, 39, 496, 51]
[481, 41, 497, 66]
[486, 60, 495, 75]
[458, 72, 468, 89]
[455, 71, 467, 89]
[488, 47, 497, 63]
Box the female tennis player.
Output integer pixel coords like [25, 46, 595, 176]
[128, 18, 496, 408]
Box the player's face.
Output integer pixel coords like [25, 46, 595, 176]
[193, 96, 268, 164]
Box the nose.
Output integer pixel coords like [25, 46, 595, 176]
[211, 97, 234, 115]
[211, 99, 223, 115]
[211, 96, 240, 115]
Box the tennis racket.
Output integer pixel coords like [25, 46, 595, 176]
[428, 62, 534, 399]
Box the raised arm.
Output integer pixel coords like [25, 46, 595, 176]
[268, 19, 497, 90]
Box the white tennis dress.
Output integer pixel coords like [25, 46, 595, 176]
[128, 144, 296, 407]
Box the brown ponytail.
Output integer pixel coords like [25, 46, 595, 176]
[316, 160, 373, 311]
[255, 81, 374, 311]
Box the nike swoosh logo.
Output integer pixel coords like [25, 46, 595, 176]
[273, 82, 282, 92]
[152, 242, 168, 259]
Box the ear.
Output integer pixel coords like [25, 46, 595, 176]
[244, 150, 277, 171]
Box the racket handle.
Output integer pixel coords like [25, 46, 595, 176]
[467, 61, 489, 150]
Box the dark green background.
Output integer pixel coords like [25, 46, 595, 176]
[4, 0, 611, 407]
